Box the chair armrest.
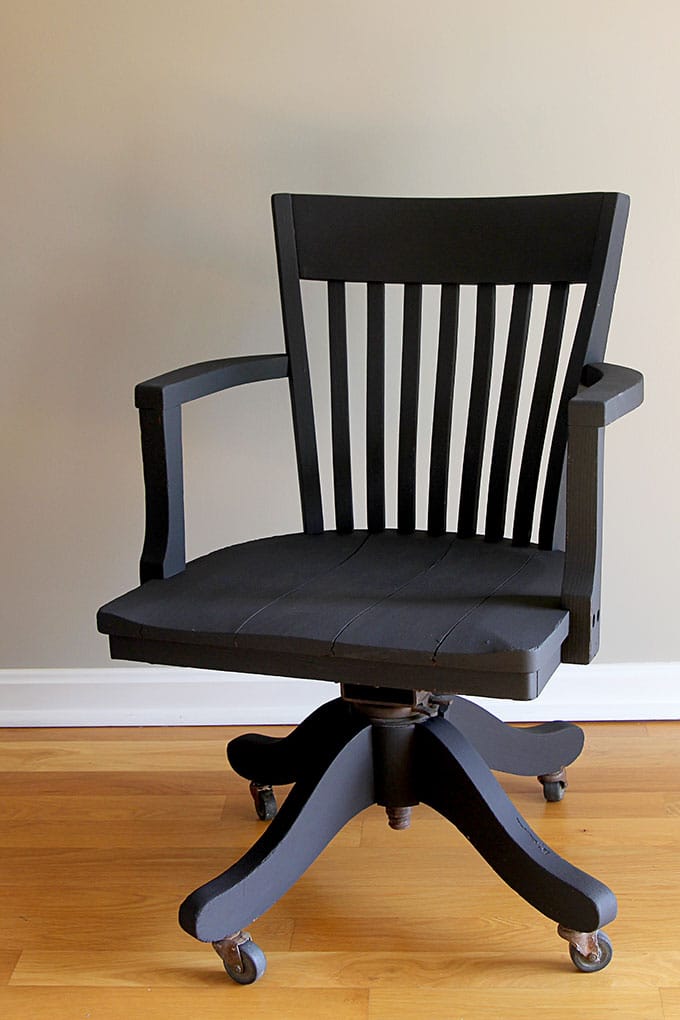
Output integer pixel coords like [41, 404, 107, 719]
[561, 362, 643, 664]
[568, 362, 643, 428]
[135, 354, 289, 410]
[138, 353, 289, 583]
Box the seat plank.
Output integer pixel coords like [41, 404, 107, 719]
[100, 532, 567, 677]
[97, 533, 367, 643]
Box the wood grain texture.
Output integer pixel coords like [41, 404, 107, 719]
[663, 989, 680, 1019]
[2, 722, 679, 1019]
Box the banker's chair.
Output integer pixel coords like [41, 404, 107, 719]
[98, 193, 643, 983]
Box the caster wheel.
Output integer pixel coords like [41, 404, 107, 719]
[541, 780, 566, 803]
[569, 931, 613, 973]
[222, 940, 267, 985]
[538, 769, 567, 802]
[249, 782, 277, 821]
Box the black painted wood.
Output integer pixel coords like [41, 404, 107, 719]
[135, 354, 289, 583]
[138, 406, 185, 583]
[108, 632, 559, 700]
[99, 531, 568, 681]
[458, 284, 495, 538]
[328, 281, 353, 531]
[180, 701, 615, 948]
[560, 366, 642, 664]
[372, 720, 420, 808]
[288, 193, 605, 284]
[99, 192, 642, 975]
[427, 284, 460, 536]
[180, 714, 375, 942]
[512, 282, 569, 547]
[135, 354, 289, 411]
[569, 362, 644, 427]
[397, 284, 423, 533]
[267, 192, 635, 549]
[366, 282, 386, 532]
[485, 284, 532, 542]
[538, 193, 630, 549]
[560, 424, 604, 664]
[446, 696, 584, 775]
[417, 716, 617, 931]
[227, 698, 353, 786]
[272, 193, 324, 534]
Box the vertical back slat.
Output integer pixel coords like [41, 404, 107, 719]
[397, 284, 423, 533]
[484, 283, 533, 541]
[271, 194, 324, 533]
[427, 284, 460, 535]
[327, 281, 353, 531]
[366, 282, 386, 531]
[512, 282, 569, 546]
[457, 284, 496, 537]
[538, 193, 629, 549]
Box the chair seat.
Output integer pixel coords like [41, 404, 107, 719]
[98, 531, 569, 698]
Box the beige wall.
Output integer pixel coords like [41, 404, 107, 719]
[1, 0, 677, 667]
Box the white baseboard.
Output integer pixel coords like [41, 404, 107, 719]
[0, 662, 678, 727]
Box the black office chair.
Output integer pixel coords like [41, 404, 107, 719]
[98, 193, 643, 984]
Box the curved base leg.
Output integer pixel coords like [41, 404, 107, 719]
[227, 697, 352, 785]
[180, 711, 374, 942]
[445, 696, 584, 776]
[416, 715, 616, 933]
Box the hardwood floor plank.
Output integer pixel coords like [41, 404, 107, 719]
[0, 726, 291, 743]
[662, 988, 680, 1018]
[0, 951, 21, 985]
[368, 987, 664, 1019]
[0, 720, 677, 1017]
[0, 987, 369, 1020]
[0, 810, 360, 849]
[0, 739, 237, 772]
[0, 794, 226, 823]
[12, 948, 680, 991]
[0, 770, 240, 796]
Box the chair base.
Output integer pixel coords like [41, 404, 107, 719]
[179, 690, 616, 970]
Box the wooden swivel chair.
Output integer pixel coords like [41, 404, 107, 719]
[98, 192, 643, 984]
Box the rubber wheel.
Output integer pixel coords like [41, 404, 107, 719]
[223, 941, 267, 985]
[541, 780, 566, 803]
[569, 931, 613, 973]
[250, 783, 277, 821]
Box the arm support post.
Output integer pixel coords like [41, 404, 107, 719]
[561, 362, 643, 663]
[135, 354, 289, 583]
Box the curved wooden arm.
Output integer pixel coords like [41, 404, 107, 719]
[138, 354, 289, 583]
[135, 354, 289, 410]
[561, 361, 643, 663]
[568, 362, 643, 427]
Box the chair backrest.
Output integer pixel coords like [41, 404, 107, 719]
[272, 192, 628, 549]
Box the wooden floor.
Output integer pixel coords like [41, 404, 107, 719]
[1, 719, 679, 1019]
